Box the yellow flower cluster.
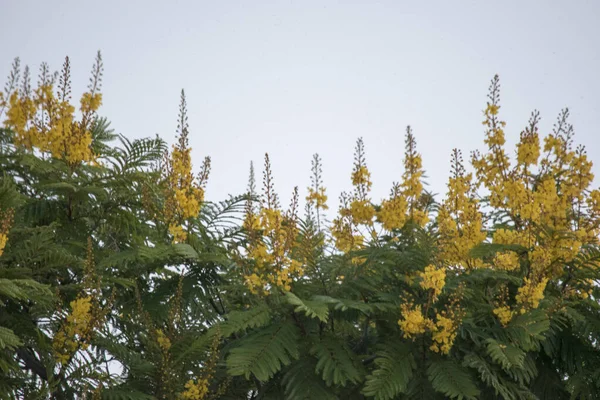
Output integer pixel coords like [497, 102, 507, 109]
[564, 279, 595, 300]
[419, 265, 446, 300]
[53, 296, 94, 365]
[352, 165, 372, 188]
[181, 379, 209, 400]
[0, 234, 7, 257]
[162, 92, 209, 243]
[493, 305, 514, 326]
[53, 239, 113, 366]
[331, 216, 363, 253]
[306, 187, 328, 210]
[349, 199, 375, 225]
[398, 305, 433, 338]
[493, 251, 520, 271]
[0, 209, 13, 257]
[3, 57, 102, 165]
[517, 130, 540, 167]
[430, 314, 457, 354]
[332, 150, 371, 252]
[168, 224, 188, 243]
[242, 157, 304, 294]
[399, 304, 462, 354]
[401, 129, 428, 227]
[378, 191, 407, 231]
[493, 228, 529, 248]
[156, 329, 171, 352]
[437, 151, 486, 268]
[515, 277, 548, 311]
[469, 80, 600, 315]
[377, 148, 428, 232]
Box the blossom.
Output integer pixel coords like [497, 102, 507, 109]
[419, 265, 446, 300]
[430, 314, 457, 354]
[493, 251, 520, 271]
[493, 305, 514, 326]
[306, 186, 328, 210]
[516, 277, 548, 311]
[398, 305, 433, 338]
[181, 379, 209, 400]
[349, 199, 375, 225]
[156, 329, 171, 351]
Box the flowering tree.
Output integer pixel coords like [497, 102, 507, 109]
[1, 55, 599, 400]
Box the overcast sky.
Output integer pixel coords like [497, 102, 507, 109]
[1, 0, 599, 213]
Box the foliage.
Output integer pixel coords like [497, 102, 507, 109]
[1, 55, 599, 400]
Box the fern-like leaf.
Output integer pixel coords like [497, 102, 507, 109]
[226, 322, 299, 381]
[220, 305, 271, 338]
[311, 336, 364, 387]
[286, 292, 330, 322]
[427, 360, 480, 400]
[362, 342, 415, 399]
[282, 358, 337, 400]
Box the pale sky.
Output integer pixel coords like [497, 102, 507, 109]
[1, 0, 599, 212]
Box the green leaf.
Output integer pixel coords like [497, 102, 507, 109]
[282, 358, 337, 400]
[485, 339, 525, 371]
[507, 309, 550, 351]
[463, 353, 515, 400]
[0, 327, 22, 350]
[311, 336, 364, 387]
[226, 322, 299, 381]
[286, 292, 330, 322]
[427, 360, 480, 400]
[172, 243, 199, 260]
[220, 305, 271, 337]
[363, 342, 415, 399]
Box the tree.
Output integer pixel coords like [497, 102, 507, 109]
[1, 55, 599, 400]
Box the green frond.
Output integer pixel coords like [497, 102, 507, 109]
[463, 353, 516, 400]
[220, 304, 271, 338]
[226, 322, 300, 381]
[282, 358, 337, 400]
[362, 342, 415, 400]
[286, 292, 330, 322]
[506, 309, 550, 351]
[311, 336, 364, 387]
[0, 326, 22, 350]
[485, 339, 525, 371]
[427, 360, 480, 400]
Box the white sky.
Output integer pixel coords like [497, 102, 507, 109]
[2, 0, 599, 212]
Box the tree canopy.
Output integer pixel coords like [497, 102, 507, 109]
[1, 53, 600, 400]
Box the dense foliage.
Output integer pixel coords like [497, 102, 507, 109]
[1, 53, 600, 400]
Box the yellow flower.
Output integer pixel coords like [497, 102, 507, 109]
[169, 224, 188, 243]
[516, 277, 548, 311]
[493, 229, 529, 248]
[306, 187, 329, 210]
[398, 305, 433, 338]
[349, 199, 375, 225]
[430, 314, 457, 354]
[181, 378, 209, 400]
[0, 233, 7, 257]
[378, 194, 408, 230]
[419, 265, 446, 300]
[493, 305, 514, 326]
[53, 296, 94, 365]
[352, 166, 372, 188]
[517, 132, 540, 166]
[156, 329, 171, 351]
[331, 217, 362, 253]
[245, 273, 264, 295]
[486, 104, 500, 116]
[493, 251, 520, 271]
